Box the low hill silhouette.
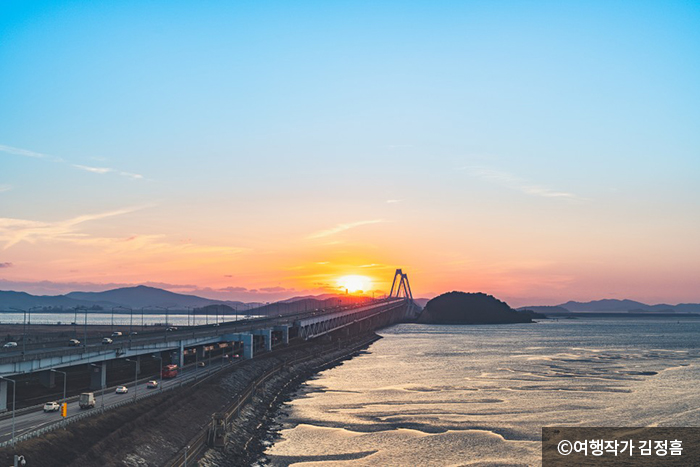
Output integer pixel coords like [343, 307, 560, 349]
[418, 291, 536, 324]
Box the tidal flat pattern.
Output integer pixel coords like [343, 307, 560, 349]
[262, 319, 700, 466]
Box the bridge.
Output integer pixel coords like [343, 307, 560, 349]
[0, 270, 419, 413]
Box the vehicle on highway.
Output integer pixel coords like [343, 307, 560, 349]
[79, 392, 95, 409]
[146, 380, 158, 389]
[197, 361, 206, 367]
[111, 331, 123, 337]
[2, 342, 17, 348]
[102, 337, 113, 345]
[43, 401, 60, 412]
[129, 331, 138, 336]
[162, 364, 178, 378]
[115, 386, 128, 394]
[68, 338, 81, 346]
[166, 326, 178, 332]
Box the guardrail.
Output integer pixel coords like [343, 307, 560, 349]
[0, 300, 392, 368]
[0, 358, 240, 448]
[166, 335, 380, 467]
[0, 358, 219, 422]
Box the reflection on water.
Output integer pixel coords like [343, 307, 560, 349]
[263, 318, 700, 466]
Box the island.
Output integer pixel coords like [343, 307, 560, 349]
[417, 291, 543, 324]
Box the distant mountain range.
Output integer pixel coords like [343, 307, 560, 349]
[0, 285, 264, 312]
[4, 286, 695, 316]
[518, 299, 700, 314]
[0, 285, 385, 316]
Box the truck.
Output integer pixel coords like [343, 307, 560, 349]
[162, 364, 178, 379]
[79, 392, 95, 409]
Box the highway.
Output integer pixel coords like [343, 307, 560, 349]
[0, 298, 411, 445]
[0, 299, 404, 369]
[0, 357, 232, 444]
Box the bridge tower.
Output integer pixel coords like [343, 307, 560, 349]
[388, 269, 420, 320]
[388, 269, 414, 300]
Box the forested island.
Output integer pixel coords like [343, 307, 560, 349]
[417, 291, 544, 324]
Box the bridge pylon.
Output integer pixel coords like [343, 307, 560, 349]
[388, 269, 420, 320]
[389, 269, 413, 300]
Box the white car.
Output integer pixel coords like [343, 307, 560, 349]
[115, 386, 128, 394]
[102, 337, 113, 345]
[3, 342, 17, 348]
[146, 380, 158, 389]
[68, 339, 81, 346]
[43, 401, 60, 412]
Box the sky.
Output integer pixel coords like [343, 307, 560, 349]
[1, 1, 699, 307]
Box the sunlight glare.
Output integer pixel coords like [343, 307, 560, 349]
[337, 275, 372, 294]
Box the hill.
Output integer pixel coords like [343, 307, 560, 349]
[417, 292, 534, 324]
[516, 305, 570, 314]
[0, 290, 112, 310]
[553, 299, 700, 314]
[0, 285, 344, 313]
[66, 285, 234, 309]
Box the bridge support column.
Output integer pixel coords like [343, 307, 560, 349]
[223, 333, 254, 359]
[274, 325, 289, 345]
[90, 363, 107, 391]
[136, 355, 141, 376]
[39, 370, 56, 389]
[196, 346, 206, 361]
[0, 380, 7, 412]
[253, 329, 272, 352]
[172, 342, 184, 366]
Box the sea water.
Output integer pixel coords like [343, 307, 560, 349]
[262, 318, 700, 466]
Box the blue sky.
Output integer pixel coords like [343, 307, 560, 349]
[1, 1, 699, 305]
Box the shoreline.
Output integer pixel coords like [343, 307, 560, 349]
[0, 332, 382, 467]
[195, 333, 382, 467]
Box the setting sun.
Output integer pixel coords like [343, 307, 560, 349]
[337, 275, 373, 294]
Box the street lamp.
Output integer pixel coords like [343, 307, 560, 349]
[50, 369, 67, 408]
[0, 376, 15, 445]
[28, 305, 41, 326]
[150, 306, 174, 338]
[10, 307, 27, 358]
[152, 354, 163, 392]
[125, 359, 138, 401]
[111, 306, 132, 334]
[89, 364, 106, 412]
[185, 306, 192, 327]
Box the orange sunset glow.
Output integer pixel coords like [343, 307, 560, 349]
[1, 1, 699, 309]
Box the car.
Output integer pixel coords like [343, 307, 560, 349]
[102, 337, 113, 345]
[197, 361, 206, 367]
[166, 327, 178, 332]
[146, 380, 158, 389]
[68, 339, 81, 346]
[111, 331, 123, 337]
[115, 386, 128, 394]
[129, 331, 138, 336]
[2, 342, 17, 348]
[43, 401, 60, 412]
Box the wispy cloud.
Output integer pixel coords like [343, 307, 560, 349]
[0, 144, 64, 162]
[0, 185, 11, 193]
[1, 143, 144, 180]
[73, 165, 143, 179]
[0, 206, 150, 249]
[0, 262, 12, 268]
[386, 199, 402, 204]
[463, 166, 585, 201]
[307, 219, 385, 239]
